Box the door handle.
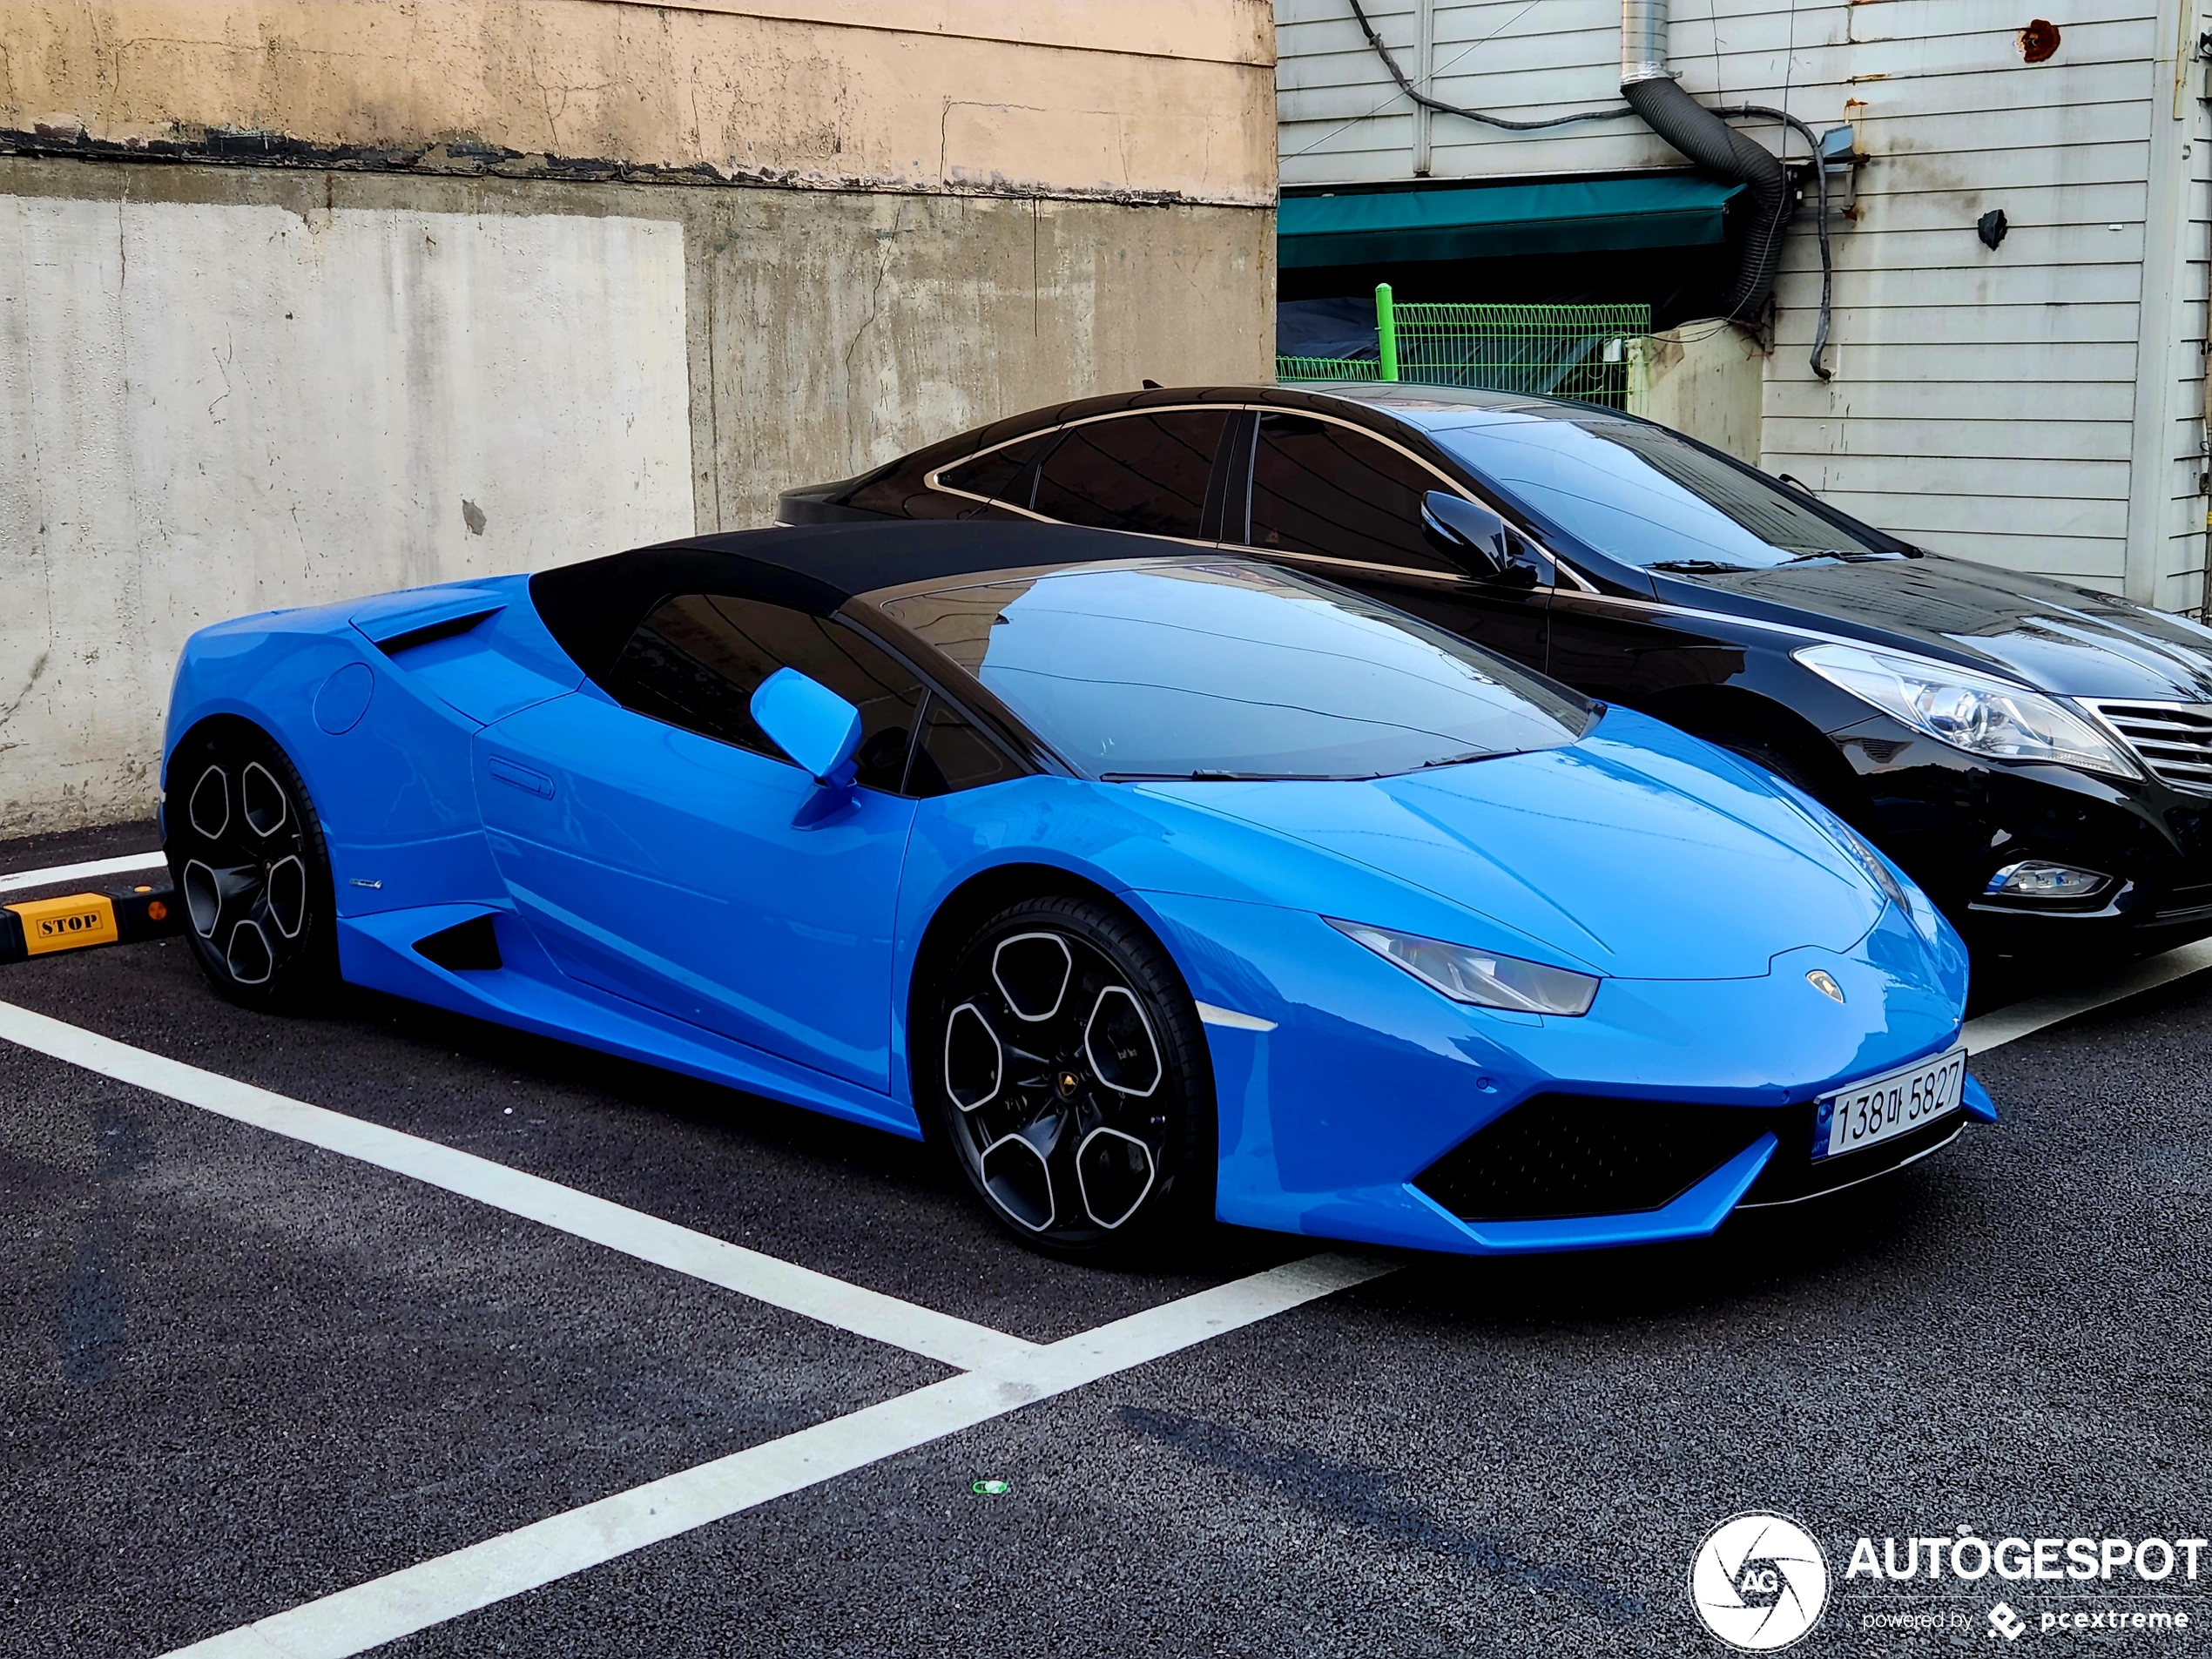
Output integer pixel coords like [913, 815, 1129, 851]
[488, 757, 555, 799]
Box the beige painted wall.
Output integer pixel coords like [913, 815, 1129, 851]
[1, 0, 1276, 205]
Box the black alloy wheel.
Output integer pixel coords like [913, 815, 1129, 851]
[932, 895, 1213, 1257]
[165, 722, 338, 1011]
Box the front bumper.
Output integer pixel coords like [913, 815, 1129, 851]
[1137, 890, 1978, 1258]
[1829, 714, 2212, 958]
[1407, 1076, 1993, 1251]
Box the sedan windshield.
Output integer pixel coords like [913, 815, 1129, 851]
[1426, 408, 1904, 573]
[876, 561, 1594, 781]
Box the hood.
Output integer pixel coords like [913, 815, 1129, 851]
[1682, 555, 2212, 699]
[1144, 708, 1886, 981]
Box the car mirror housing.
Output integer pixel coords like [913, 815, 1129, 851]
[1420, 490, 1512, 577]
[750, 667, 864, 786]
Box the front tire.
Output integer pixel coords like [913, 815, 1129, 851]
[164, 721, 338, 1012]
[927, 894, 1214, 1258]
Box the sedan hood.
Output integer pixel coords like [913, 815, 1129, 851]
[1148, 708, 1885, 981]
[1683, 555, 2212, 699]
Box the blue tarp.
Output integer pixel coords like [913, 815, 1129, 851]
[1278, 174, 1744, 268]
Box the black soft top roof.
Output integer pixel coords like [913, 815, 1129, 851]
[529, 520, 1154, 684]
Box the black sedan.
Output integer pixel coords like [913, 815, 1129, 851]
[780, 383, 2212, 963]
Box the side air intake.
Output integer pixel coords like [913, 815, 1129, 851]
[413, 914, 503, 972]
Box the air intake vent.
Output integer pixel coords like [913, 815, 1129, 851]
[2085, 700, 2212, 794]
[413, 914, 502, 972]
[1414, 1094, 1769, 1223]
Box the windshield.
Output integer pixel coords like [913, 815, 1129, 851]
[875, 561, 1594, 781]
[1426, 409, 1903, 573]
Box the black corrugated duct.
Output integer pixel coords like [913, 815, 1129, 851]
[1619, 0, 1789, 327]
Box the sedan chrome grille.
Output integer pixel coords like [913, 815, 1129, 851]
[2083, 699, 2212, 794]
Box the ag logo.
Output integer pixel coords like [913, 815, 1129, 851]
[1689, 1513, 1830, 1651]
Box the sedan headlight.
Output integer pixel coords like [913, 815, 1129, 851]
[1328, 919, 1599, 1015]
[1793, 642, 2139, 780]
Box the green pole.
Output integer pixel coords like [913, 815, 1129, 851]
[1375, 282, 1399, 382]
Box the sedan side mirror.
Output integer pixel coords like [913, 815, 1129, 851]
[1421, 490, 1512, 577]
[751, 667, 863, 786]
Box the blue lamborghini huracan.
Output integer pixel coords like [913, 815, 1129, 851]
[162, 522, 1992, 1257]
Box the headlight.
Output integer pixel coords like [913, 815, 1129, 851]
[1328, 919, 1599, 1015]
[1793, 642, 2139, 780]
[1831, 821, 1912, 916]
[1826, 817, 1946, 944]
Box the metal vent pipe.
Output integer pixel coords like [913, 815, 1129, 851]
[1621, 0, 1790, 325]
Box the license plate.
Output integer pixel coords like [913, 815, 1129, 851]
[1812, 1045, 1966, 1161]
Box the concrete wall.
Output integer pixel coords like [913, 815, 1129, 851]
[0, 3, 1278, 833]
[1627, 326, 1766, 466]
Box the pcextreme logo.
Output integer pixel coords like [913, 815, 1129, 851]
[1689, 1513, 1831, 1651]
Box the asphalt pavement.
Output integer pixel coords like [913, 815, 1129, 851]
[3, 819, 2209, 1657]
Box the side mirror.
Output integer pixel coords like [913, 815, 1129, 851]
[1421, 490, 1512, 577]
[750, 667, 863, 786]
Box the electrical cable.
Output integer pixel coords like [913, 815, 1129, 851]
[1713, 104, 1835, 380]
[1338, 0, 1838, 376]
[1345, 0, 1630, 130]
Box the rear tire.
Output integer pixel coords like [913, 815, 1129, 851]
[164, 722, 339, 1013]
[923, 894, 1214, 1259]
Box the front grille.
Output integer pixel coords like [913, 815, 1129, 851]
[1415, 1095, 1770, 1223]
[2084, 699, 2212, 794]
[1418, 1090, 1972, 1224]
[2149, 880, 2212, 925]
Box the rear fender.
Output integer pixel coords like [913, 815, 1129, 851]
[165, 600, 512, 920]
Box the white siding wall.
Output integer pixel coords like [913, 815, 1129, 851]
[2155, 15, 2212, 612]
[1278, 0, 2210, 609]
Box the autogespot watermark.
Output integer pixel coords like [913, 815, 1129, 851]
[1689, 1520, 2208, 1649]
[1689, 1514, 1831, 1651]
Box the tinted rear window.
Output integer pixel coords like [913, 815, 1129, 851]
[876, 561, 1592, 782]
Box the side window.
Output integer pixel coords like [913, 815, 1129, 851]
[605, 595, 924, 792]
[936, 432, 1060, 509]
[1028, 411, 1230, 539]
[845, 454, 985, 521]
[904, 696, 1016, 798]
[1244, 413, 1463, 574]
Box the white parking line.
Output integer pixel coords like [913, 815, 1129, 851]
[0, 1000, 1034, 1372]
[1964, 939, 2212, 1055]
[0, 849, 167, 894]
[162, 1251, 1394, 1659]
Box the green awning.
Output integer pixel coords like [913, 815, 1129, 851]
[1277, 174, 1744, 268]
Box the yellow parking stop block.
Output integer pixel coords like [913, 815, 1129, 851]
[7, 893, 120, 955]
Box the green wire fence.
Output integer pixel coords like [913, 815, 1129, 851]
[1278, 285, 1652, 410]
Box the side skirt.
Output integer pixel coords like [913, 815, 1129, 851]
[337, 906, 923, 1140]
